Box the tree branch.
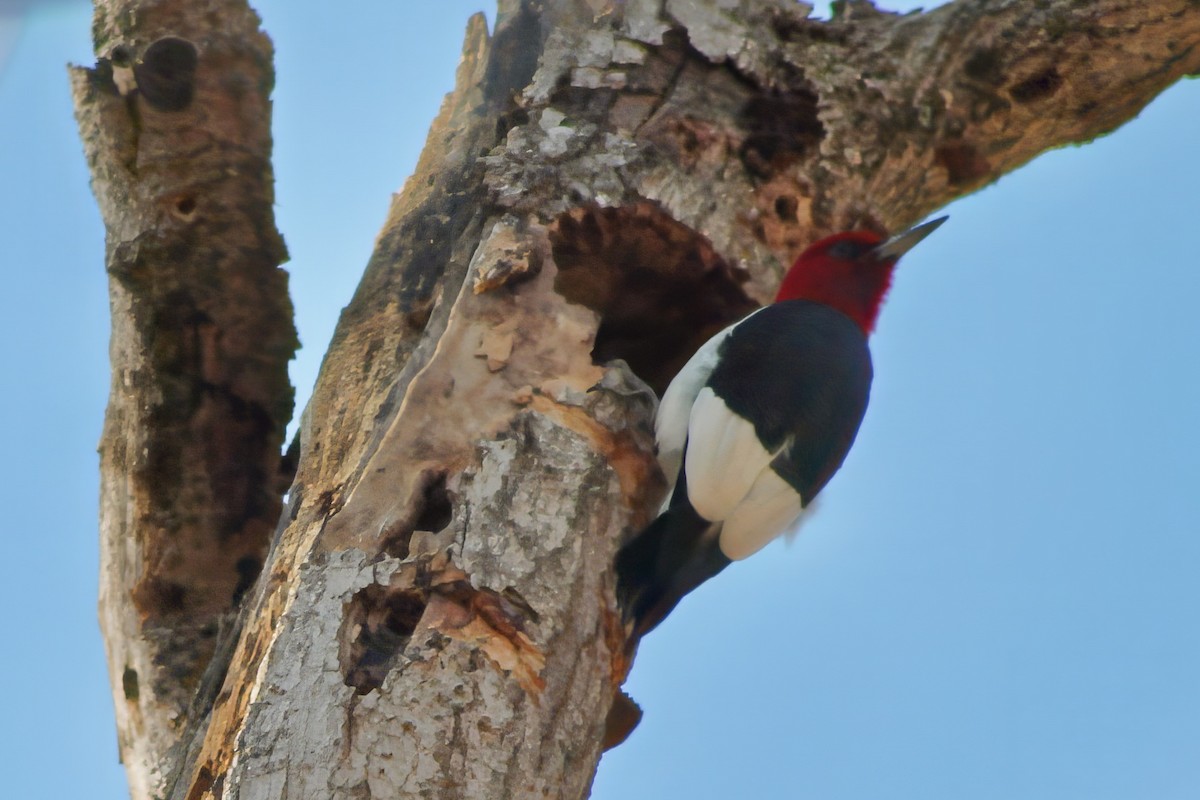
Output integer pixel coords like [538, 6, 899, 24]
[634, 0, 1200, 283]
[72, 1, 295, 796]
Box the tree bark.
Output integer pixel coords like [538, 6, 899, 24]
[72, 3, 295, 798]
[73, 0, 1200, 798]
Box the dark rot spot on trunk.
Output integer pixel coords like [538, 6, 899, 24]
[964, 47, 1004, 86]
[1010, 67, 1063, 104]
[936, 140, 992, 186]
[231, 555, 262, 605]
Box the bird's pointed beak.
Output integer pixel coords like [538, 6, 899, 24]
[869, 215, 948, 262]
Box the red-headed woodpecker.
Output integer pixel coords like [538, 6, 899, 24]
[616, 216, 947, 636]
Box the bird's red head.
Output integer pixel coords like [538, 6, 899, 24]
[774, 217, 947, 335]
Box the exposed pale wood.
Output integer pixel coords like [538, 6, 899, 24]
[74, 0, 1200, 798]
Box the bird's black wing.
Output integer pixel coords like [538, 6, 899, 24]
[706, 299, 873, 505]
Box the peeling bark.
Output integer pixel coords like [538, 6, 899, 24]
[75, 0, 1200, 798]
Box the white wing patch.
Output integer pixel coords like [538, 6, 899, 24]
[683, 388, 775, 524]
[719, 468, 805, 560]
[655, 311, 764, 502]
[655, 325, 732, 500]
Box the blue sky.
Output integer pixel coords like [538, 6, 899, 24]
[2, 2, 1197, 799]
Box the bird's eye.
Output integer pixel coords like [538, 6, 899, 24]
[827, 241, 865, 260]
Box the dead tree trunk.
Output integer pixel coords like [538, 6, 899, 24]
[72, 0, 1200, 797]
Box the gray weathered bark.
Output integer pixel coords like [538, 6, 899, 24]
[73, 0, 1200, 798]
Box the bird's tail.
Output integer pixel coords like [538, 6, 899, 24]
[616, 492, 730, 637]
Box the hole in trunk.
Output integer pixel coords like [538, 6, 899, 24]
[122, 667, 139, 701]
[550, 203, 758, 395]
[340, 584, 429, 695]
[379, 470, 455, 559]
[414, 473, 452, 534]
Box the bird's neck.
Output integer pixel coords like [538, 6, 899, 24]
[775, 263, 893, 335]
